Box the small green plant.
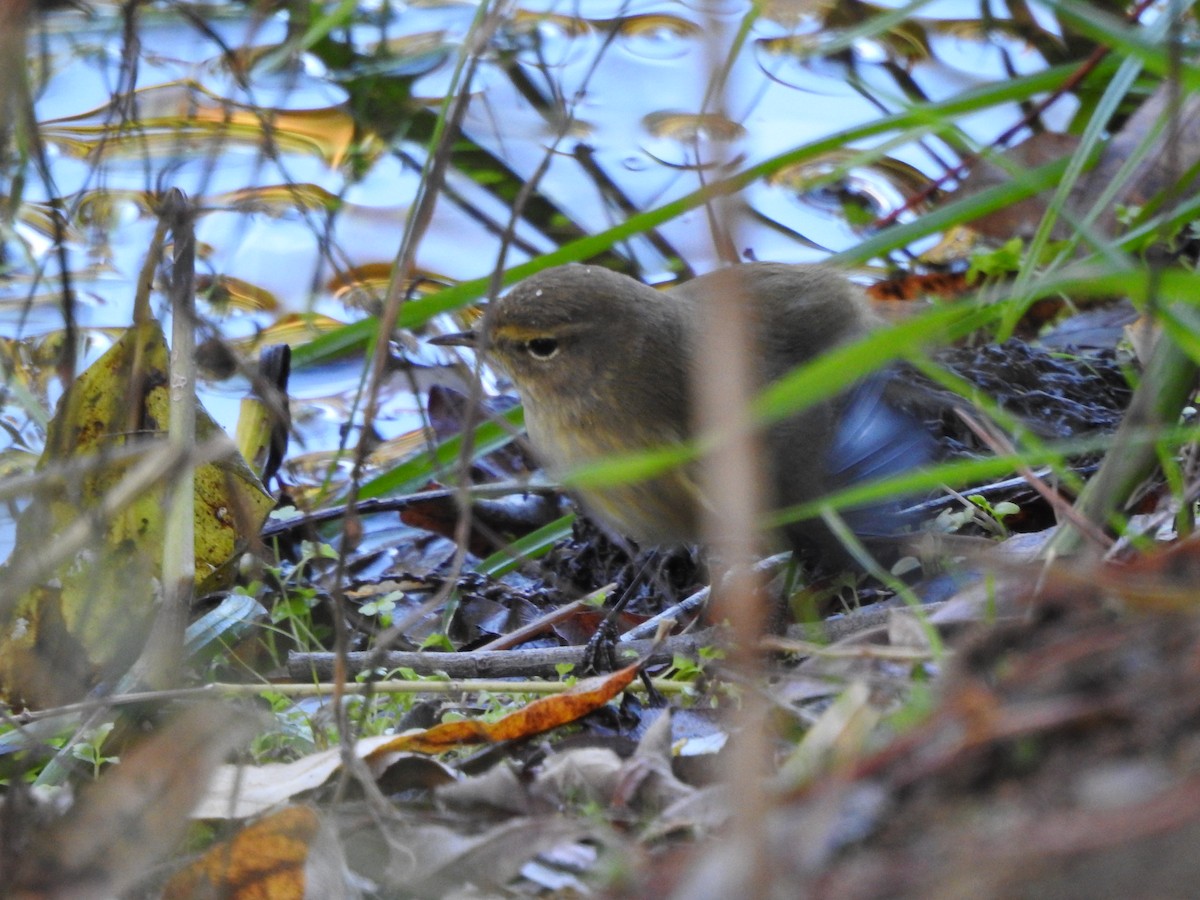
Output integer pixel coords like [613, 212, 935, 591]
[968, 494, 1021, 537]
[419, 632, 455, 651]
[967, 237, 1024, 283]
[70, 723, 118, 779]
[879, 681, 936, 737]
[665, 653, 705, 682]
[358, 590, 402, 626]
[935, 495, 1020, 537]
[260, 540, 340, 662]
[248, 690, 322, 761]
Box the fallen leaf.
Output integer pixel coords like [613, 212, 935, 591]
[364, 662, 640, 758]
[163, 805, 340, 900]
[6, 703, 261, 896]
[193, 734, 399, 820]
[0, 319, 273, 707]
[195, 665, 641, 820]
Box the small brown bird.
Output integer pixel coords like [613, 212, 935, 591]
[431, 262, 929, 560]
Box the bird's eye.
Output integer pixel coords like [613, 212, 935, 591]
[526, 337, 559, 360]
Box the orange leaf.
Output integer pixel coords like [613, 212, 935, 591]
[163, 806, 321, 899]
[365, 662, 640, 759]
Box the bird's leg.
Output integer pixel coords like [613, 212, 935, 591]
[579, 549, 663, 675]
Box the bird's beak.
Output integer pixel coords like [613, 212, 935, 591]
[428, 330, 479, 348]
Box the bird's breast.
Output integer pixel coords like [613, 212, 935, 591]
[522, 399, 699, 545]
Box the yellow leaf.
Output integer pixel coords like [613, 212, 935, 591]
[0, 320, 273, 707]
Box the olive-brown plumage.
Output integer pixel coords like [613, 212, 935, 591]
[433, 262, 924, 555]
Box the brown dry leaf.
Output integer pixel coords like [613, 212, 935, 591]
[959, 131, 1081, 242]
[162, 805, 338, 900]
[1080, 83, 1200, 239]
[6, 703, 261, 897]
[400, 486, 561, 555]
[364, 662, 641, 759]
[398, 482, 497, 556]
[436, 710, 698, 821]
[436, 761, 533, 815]
[959, 81, 1200, 251]
[340, 811, 597, 897]
[196, 666, 639, 821]
[864, 269, 971, 304]
[617, 708, 699, 812]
